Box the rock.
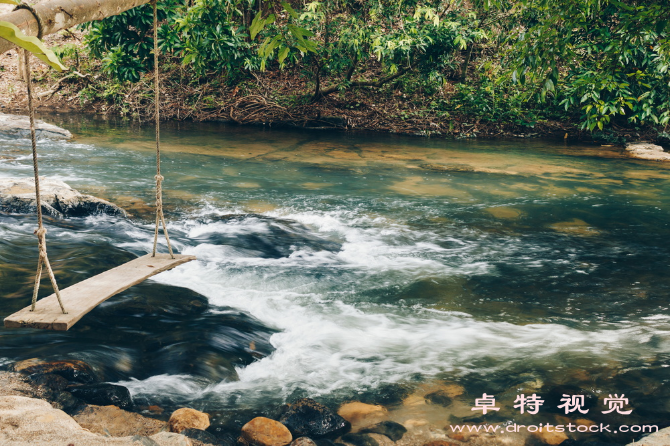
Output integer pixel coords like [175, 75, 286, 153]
[0, 395, 171, 445]
[0, 113, 72, 140]
[625, 143, 670, 161]
[290, 437, 318, 446]
[151, 431, 194, 446]
[280, 398, 351, 439]
[69, 383, 133, 409]
[337, 402, 387, 428]
[424, 390, 453, 407]
[52, 390, 84, 414]
[168, 407, 211, 434]
[359, 421, 407, 441]
[628, 427, 670, 445]
[0, 177, 127, 218]
[26, 373, 69, 392]
[239, 417, 293, 446]
[131, 437, 161, 446]
[531, 429, 569, 445]
[340, 433, 378, 446]
[182, 428, 226, 445]
[74, 404, 166, 437]
[11, 358, 98, 383]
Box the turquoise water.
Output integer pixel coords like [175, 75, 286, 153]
[1, 116, 670, 442]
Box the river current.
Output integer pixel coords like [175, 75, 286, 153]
[1, 116, 669, 440]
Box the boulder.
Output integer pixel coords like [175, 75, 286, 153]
[0, 113, 72, 140]
[74, 404, 166, 437]
[625, 143, 670, 161]
[0, 395, 193, 445]
[11, 358, 98, 383]
[69, 383, 133, 409]
[239, 417, 293, 446]
[0, 177, 127, 218]
[337, 402, 387, 428]
[168, 407, 210, 434]
[280, 398, 351, 439]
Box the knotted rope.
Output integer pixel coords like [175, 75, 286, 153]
[151, 0, 174, 259]
[24, 49, 66, 314]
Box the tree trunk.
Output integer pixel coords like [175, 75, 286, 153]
[0, 0, 152, 55]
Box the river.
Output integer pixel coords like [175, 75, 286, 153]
[1, 116, 669, 443]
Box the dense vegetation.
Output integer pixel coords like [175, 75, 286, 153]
[51, 0, 669, 138]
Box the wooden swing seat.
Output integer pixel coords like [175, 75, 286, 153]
[4, 253, 195, 331]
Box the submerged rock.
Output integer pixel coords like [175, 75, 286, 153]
[280, 398, 351, 439]
[0, 177, 127, 218]
[239, 417, 293, 446]
[359, 421, 407, 442]
[340, 433, 378, 446]
[424, 390, 453, 407]
[11, 358, 98, 383]
[168, 407, 211, 434]
[625, 143, 670, 161]
[69, 383, 133, 409]
[0, 113, 72, 140]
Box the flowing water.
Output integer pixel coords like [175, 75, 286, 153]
[1, 116, 670, 443]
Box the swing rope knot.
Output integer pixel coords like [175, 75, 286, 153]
[155, 174, 164, 182]
[34, 227, 47, 237]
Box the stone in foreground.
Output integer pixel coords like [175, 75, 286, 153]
[168, 407, 210, 434]
[0, 113, 72, 140]
[0, 177, 127, 218]
[625, 143, 670, 161]
[0, 395, 192, 445]
[239, 417, 293, 446]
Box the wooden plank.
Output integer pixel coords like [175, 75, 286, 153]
[4, 253, 196, 331]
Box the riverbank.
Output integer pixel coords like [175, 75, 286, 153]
[0, 31, 666, 146]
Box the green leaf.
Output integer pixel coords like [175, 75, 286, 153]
[0, 0, 20, 4]
[0, 21, 66, 71]
[278, 46, 289, 64]
[249, 12, 264, 40]
[281, 2, 299, 19]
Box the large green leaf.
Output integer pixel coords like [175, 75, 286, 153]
[0, 21, 66, 71]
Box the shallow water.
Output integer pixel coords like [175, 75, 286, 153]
[2, 116, 670, 442]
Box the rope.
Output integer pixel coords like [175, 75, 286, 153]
[24, 49, 66, 314]
[150, 0, 174, 259]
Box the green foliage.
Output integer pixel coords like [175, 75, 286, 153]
[81, 0, 184, 82]
[174, 0, 252, 77]
[503, 0, 670, 130]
